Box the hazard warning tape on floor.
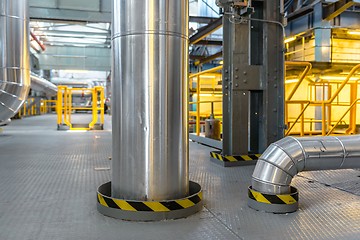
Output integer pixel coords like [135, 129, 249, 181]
[248, 186, 298, 205]
[210, 151, 261, 162]
[98, 191, 203, 212]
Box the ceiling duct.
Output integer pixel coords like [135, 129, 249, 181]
[0, 0, 30, 122]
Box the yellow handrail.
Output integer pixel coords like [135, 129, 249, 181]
[189, 66, 223, 78]
[189, 66, 223, 136]
[326, 98, 360, 136]
[326, 64, 360, 104]
[285, 63, 360, 136]
[285, 61, 312, 101]
[285, 101, 310, 136]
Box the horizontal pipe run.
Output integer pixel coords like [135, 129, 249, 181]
[252, 135, 360, 195]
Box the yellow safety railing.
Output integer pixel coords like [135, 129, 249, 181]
[57, 85, 105, 130]
[89, 86, 105, 130]
[189, 66, 223, 135]
[326, 98, 360, 136]
[40, 100, 57, 114]
[17, 97, 41, 118]
[285, 63, 360, 136]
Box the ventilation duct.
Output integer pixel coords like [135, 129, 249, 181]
[30, 74, 57, 97]
[0, 0, 30, 123]
[249, 135, 360, 212]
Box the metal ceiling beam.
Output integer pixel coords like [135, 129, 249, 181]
[195, 40, 223, 46]
[42, 41, 110, 48]
[323, 0, 360, 21]
[189, 17, 223, 44]
[30, 5, 221, 25]
[287, 5, 314, 22]
[29, 7, 111, 23]
[189, 16, 219, 24]
[195, 51, 223, 65]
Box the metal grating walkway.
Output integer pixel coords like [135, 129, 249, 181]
[0, 115, 359, 240]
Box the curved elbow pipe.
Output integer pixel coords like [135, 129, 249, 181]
[0, 0, 30, 122]
[252, 135, 360, 195]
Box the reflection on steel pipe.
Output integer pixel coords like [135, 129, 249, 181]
[0, 0, 30, 122]
[30, 74, 57, 97]
[252, 135, 360, 195]
[112, 0, 189, 200]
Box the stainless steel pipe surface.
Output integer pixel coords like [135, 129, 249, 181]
[252, 135, 360, 195]
[0, 0, 30, 122]
[30, 74, 58, 97]
[111, 0, 189, 201]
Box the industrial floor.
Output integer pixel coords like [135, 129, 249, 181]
[0, 114, 359, 240]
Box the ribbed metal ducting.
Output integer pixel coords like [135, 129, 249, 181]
[252, 135, 360, 195]
[111, 0, 189, 201]
[0, 0, 30, 122]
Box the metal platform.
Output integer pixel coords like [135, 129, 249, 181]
[0, 114, 359, 240]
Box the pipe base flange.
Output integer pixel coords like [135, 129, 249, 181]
[97, 181, 203, 221]
[210, 151, 260, 167]
[247, 186, 299, 214]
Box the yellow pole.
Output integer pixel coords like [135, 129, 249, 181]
[322, 102, 326, 136]
[100, 87, 105, 125]
[196, 75, 200, 136]
[89, 87, 98, 129]
[66, 88, 72, 127]
[31, 99, 35, 115]
[57, 86, 64, 126]
[24, 100, 27, 117]
[300, 103, 304, 136]
[346, 82, 358, 134]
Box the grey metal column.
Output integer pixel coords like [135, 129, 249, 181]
[222, 8, 253, 156]
[222, 0, 284, 156]
[0, 0, 30, 122]
[260, 0, 285, 151]
[111, 0, 189, 201]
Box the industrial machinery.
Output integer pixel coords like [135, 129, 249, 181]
[216, 0, 254, 17]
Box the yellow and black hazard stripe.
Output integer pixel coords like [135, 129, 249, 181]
[248, 186, 298, 205]
[210, 151, 261, 162]
[98, 191, 203, 212]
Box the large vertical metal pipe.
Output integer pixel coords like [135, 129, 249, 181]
[0, 0, 30, 122]
[112, 0, 189, 201]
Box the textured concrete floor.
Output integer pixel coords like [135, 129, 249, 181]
[0, 114, 359, 240]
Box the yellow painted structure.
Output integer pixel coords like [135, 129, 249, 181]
[57, 85, 105, 131]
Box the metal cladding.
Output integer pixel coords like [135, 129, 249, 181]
[0, 0, 30, 122]
[252, 135, 360, 195]
[111, 0, 189, 201]
[30, 74, 57, 97]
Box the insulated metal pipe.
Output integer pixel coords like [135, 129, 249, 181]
[112, 0, 189, 201]
[252, 135, 360, 195]
[0, 0, 30, 122]
[30, 74, 57, 97]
